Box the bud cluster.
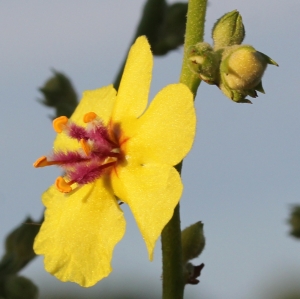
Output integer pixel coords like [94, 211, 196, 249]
[188, 10, 278, 103]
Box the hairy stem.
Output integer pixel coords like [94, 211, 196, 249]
[180, 0, 207, 93]
[161, 0, 207, 299]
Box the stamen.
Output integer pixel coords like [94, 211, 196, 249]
[107, 152, 120, 158]
[53, 116, 69, 133]
[83, 112, 97, 123]
[35, 112, 122, 190]
[33, 156, 60, 168]
[80, 139, 91, 156]
[99, 161, 116, 170]
[55, 176, 73, 193]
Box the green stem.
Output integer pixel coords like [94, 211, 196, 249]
[180, 0, 207, 93]
[161, 1, 207, 299]
[161, 203, 183, 299]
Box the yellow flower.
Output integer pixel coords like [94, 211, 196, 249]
[33, 36, 196, 287]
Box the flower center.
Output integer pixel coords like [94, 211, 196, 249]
[33, 112, 121, 193]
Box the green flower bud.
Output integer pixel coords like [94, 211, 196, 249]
[212, 10, 245, 50]
[219, 45, 278, 103]
[187, 43, 220, 85]
[222, 45, 268, 89]
[288, 206, 300, 239]
[3, 275, 38, 299]
[181, 221, 205, 264]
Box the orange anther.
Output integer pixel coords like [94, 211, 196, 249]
[80, 139, 91, 156]
[53, 116, 69, 133]
[83, 112, 97, 123]
[55, 177, 72, 193]
[33, 156, 49, 168]
[33, 156, 60, 167]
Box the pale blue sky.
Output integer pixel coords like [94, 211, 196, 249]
[1, 1, 300, 299]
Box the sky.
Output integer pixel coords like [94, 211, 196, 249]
[1, 1, 300, 299]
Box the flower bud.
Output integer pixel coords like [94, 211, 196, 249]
[219, 45, 278, 103]
[181, 221, 205, 263]
[212, 10, 245, 50]
[187, 43, 220, 85]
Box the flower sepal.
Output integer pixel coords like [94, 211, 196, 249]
[188, 42, 221, 85]
[184, 262, 205, 285]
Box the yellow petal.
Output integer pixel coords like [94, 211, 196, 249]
[54, 85, 117, 151]
[34, 177, 125, 287]
[123, 83, 196, 166]
[112, 36, 153, 123]
[111, 163, 182, 260]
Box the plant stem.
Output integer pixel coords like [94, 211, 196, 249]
[180, 0, 207, 93]
[161, 1, 207, 299]
[161, 203, 183, 299]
